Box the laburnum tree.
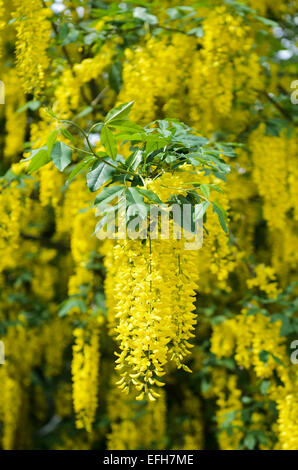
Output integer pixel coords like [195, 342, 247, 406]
[0, 0, 297, 451]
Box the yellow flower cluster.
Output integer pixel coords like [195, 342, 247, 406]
[181, 390, 204, 450]
[210, 369, 243, 450]
[251, 126, 292, 231]
[0, 321, 45, 448]
[3, 70, 26, 161]
[188, 6, 263, 135]
[210, 306, 298, 450]
[1, 0, 297, 451]
[118, 34, 197, 123]
[68, 210, 98, 297]
[0, 1, 5, 59]
[72, 320, 101, 432]
[102, 170, 203, 398]
[250, 127, 298, 280]
[39, 163, 64, 209]
[107, 376, 166, 449]
[53, 45, 114, 119]
[0, 372, 22, 450]
[112, 238, 197, 399]
[0, 181, 22, 273]
[43, 316, 72, 377]
[211, 311, 286, 378]
[276, 388, 298, 450]
[31, 249, 58, 302]
[12, 0, 51, 95]
[247, 0, 287, 15]
[54, 383, 73, 419]
[247, 264, 280, 298]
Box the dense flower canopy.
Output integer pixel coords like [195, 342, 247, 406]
[0, 0, 297, 451]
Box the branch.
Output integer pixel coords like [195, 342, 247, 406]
[263, 91, 293, 121]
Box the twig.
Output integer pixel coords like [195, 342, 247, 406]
[263, 91, 293, 121]
[91, 87, 109, 107]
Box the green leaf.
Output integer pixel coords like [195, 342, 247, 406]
[271, 353, 285, 367]
[59, 298, 86, 318]
[187, 26, 204, 37]
[109, 62, 122, 94]
[105, 101, 134, 124]
[222, 410, 237, 427]
[125, 150, 143, 172]
[86, 160, 115, 192]
[27, 148, 50, 174]
[133, 7, 158, 25]
[94, 185, 124, 207]
[51, 141, 72, 171]
[136, 188, 162, 204]
[194, 201, 209, 221]
[67, 156, 96, 183]
[125, 187, 148, 220]
[100, 126, 117, 160]
[259, 350, 269, 363]
[244, 433, 256, 450]
[200, 184, 210, 198]
[211, 184, 224, 194]
[60, 128, 75, 143]
[47, 130, 58, 154]
[125, 187, 145, 205]
[108, 120, 143, 133]
[17, 100, 40, 113]
[260, 380, 270, 395]
[75, 106, 93, 120]
[214, 143, 237, 157]
[212, 201, 228, 233]
[175, 134, 209, 148]
[255, 15, 278, 27]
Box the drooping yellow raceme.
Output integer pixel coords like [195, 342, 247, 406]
[210, 306, 298, 450]
[53, 45, 114, 119]
[1, 372, 22, 450]
[12, 0, 51, 95]
[2, 70, 26, 161]
[247, 264, 280, 298]
[250, 126, 291, 231]
[211, 309, 287, 379]
[210, 369, 243, 450]
[102, 171, 202, 398]
[250, 126, 298, 280]
[181, 389, 204, 450]
[72, 318, 101, 432]
[275, 387, 298, 450]
[0, 181, 22, 273]
[42, 315, 72, 377]
[118, 33, 197, 124]
[0, 1, 5, 59]
[188, 6, 263, 135]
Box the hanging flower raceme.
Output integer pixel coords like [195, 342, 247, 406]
[72, 315, 102, 432]
[24, 105, 234, 406]
[3, 70, 26, 161]
[12, 0, 51, 95]
[0, 181, 22, 273]
[109, 174, 202, 399]
[0, 1, 4, 54]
